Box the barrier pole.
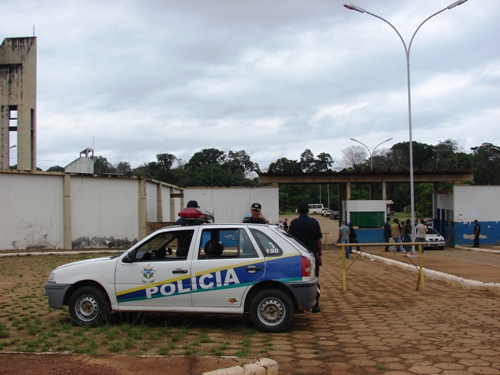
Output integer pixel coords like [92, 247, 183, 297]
[323, 233, 329, 252]
[418, 244, 425, 290]
[341, 244, 347, 292]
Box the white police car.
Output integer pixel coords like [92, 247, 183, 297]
[45, 208, 318, 333]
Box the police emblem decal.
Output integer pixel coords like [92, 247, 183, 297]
[141, 265, 156, 283]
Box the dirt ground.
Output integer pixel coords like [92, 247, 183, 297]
[0, 353, 253, 375]
[1, 214, 499, 375]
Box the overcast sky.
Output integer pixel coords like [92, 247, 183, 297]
[3, 0, 500, 171]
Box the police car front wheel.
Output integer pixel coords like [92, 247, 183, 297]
[69, 286, 110, 327]
[250, 289, 294, 333]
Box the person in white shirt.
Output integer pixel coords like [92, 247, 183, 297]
[415, 219, 427, 254]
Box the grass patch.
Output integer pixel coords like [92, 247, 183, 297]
[0, 253, 275, 358]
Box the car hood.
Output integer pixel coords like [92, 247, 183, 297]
[53, 256, 115, 272]
[426, 234, 444, 241]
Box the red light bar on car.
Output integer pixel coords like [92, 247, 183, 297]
[178, 207, 214, 222]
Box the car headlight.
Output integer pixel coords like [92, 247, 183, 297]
[47, 273, 57, 283]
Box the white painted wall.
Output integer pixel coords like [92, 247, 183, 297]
[0, 173, 64, 249]
[70, 177, 138, 242]
[0, 172, 278, 250]
[0, 172, 184, 250]
[453, 185, 500, 223]
[183, 187, 279, 224]
[346, 200, 386, 212]
[146, 181, 158, 222]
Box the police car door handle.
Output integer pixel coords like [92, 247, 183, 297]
[172, 268, 188, 274]
[246, 265, 262, 273]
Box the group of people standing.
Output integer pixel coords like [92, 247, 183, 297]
[337, 221, 360, 259]
[383, 216, 428, 254]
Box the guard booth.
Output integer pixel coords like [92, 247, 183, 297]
[343, 200, 386, 243]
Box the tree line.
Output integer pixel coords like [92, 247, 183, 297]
[44, 140, 500, 217]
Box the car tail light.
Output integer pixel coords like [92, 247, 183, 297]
[302, 256, 312, 277]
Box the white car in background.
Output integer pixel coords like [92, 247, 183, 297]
[416, 227, 445, 250]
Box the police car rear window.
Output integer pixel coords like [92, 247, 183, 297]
[200, 228, 258, 259]
[250, 229, 283, 257]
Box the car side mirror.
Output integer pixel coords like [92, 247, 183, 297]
[122, 250, 135, 263]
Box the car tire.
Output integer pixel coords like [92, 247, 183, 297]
[250, 289, 294, 333]
[69, 286, 110, 327]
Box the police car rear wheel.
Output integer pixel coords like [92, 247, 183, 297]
[69, 286, 110, 327]
[250, 289, 294, 333]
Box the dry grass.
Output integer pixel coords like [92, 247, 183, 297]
[0, 253, 274, 357]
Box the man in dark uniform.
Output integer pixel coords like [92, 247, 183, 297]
[288, 202, 322, 313]
[243, 203, 269, 224]
[473, 219, 481, 248]
[383, 217, 391, 252]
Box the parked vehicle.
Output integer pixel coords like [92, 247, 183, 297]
[45, 208, 318, 333]
[416, 227, 445, 250]
[329, 211, 339, 220]
[308, 203, 324, 214]
[322, 209, 333, 217]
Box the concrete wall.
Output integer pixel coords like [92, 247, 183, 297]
[183, 187, 279, 224]
[0, 171, 278, 250]
[70, 177, 139, 248]
[0, 171, 182, 250]
[451, 186, 500, 246]
[0, 172, 64, 249]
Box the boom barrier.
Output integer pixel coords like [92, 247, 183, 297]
[335, 242, 426, 292]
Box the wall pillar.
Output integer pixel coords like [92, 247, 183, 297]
[157, 184, 163, 222]
[63, 174, 72, 249]
[138, 178, 147, 240]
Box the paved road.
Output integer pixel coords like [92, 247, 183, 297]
[1, 244, 499, 374]
[273, 248, 500, 374]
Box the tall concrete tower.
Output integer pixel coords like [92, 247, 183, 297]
[0, 37, 37, 171]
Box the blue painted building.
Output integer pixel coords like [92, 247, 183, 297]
[437, 186, 500, 246]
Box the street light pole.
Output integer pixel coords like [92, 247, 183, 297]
[344, 0, 468, 242]
[349, 137, 393, 170]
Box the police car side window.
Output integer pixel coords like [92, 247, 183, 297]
[250, 229, 283, 257]
[238, 229, 258, 258]
[199, 229, 258, 259]
[133, 231, 192, 261]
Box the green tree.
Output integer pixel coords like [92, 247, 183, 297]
[225, 150, 256, 176]
[471, 143, 500, 185]
[115, 161, 132, 176]
[415, 183, 433, 218]
[184, 148, 226, 173]
[46, 165, 65, 172]
[299, 149, 316, 172]
[314, 152, 334, 172]
[92, 156, 115, 175]
[268, 158, 302, 173]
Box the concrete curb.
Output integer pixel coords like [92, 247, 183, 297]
[356, 251, 500, 290]
[202, 358, 278, 375]
[454, 245, 500, 254]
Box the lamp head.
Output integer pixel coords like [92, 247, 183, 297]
[343, 3, 365, 13]
[447, 0, 467, 10]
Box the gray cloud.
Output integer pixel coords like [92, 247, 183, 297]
[3, 0, 499, 171]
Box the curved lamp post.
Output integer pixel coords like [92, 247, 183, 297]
[344, 0, 468, 242]
[349, 137, 393, 170]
